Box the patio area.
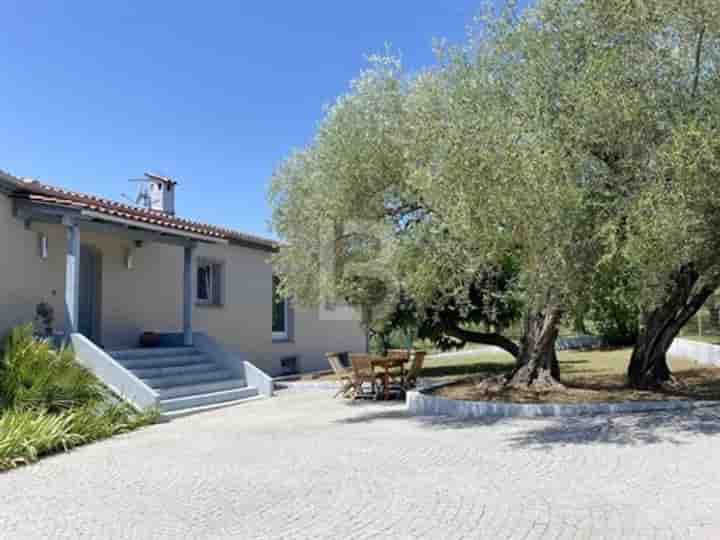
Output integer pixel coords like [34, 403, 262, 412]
[2, 389, 720, 539]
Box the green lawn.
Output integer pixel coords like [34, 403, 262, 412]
[306, 348, 700, 383]
[426, 348, 720, 403]
[421, 348, 698, 380]
[306, 347, 720, 402]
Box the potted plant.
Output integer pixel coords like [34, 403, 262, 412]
[139, 331, 161, 348]
[34, 302, 54, 338]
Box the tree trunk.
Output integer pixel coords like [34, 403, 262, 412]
[628, 266, 715, 389]
[507, 307, 563, 390]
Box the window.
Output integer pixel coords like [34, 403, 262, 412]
[197, 260, 223, 306]
[272, 276, 288, 340]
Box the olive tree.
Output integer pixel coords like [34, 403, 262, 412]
[271, 0, 720, 391]
[531, 0, 720, 388]
[270, 56, 530, 360]
[449, 0, 720, 388]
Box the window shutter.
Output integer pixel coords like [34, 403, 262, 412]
[212, 264, 222, 305]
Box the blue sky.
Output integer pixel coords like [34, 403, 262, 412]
[2, 1, 506, 238]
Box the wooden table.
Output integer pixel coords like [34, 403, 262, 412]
[370, 357, 408, 400]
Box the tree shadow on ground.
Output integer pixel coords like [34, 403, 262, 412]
[507, 405, 720, 448]
[334, 397, 720, 445]
[336, 399, 511, 430]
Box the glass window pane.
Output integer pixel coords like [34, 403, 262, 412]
[272, 277, 286, 333]
[197, 265, 210, 301]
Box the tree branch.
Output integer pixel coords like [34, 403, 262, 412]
[444, 327, 520, 358]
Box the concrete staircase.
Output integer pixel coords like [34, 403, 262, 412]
[109, 347, 261, 417]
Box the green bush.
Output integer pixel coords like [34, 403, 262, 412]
[0, 404, 158, 471]
[0, 325, 105, 411]
[587, 258, 640, 347]
[0, 325, 158, 471]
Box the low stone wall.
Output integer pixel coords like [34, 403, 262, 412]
[668, 338, 720, 367]
[274, 380, 340, 393]
[406, 384, 717, 418]
[555, 335, 603, 351]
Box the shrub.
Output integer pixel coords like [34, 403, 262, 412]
[0, 326, 158, 471]
[0, 408, 85, 470]
[0, 405, 158, 471]
[0, 325, 105, 411]
[587, 258, 640, 347]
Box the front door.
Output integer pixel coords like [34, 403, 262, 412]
[79, 244, 102, 344]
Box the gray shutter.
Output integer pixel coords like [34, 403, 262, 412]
[214, 264, 220, 305]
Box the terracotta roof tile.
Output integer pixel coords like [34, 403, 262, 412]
[6, 176, 278, 251]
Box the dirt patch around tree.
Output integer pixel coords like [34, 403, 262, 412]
[431, 368, 720, 404]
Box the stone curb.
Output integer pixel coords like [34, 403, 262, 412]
[273, 381, 340, 393]
[669, 338, 720, 367]
[406, 381, 720, 418]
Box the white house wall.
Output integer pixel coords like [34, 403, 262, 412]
[0, 195, 67, 336]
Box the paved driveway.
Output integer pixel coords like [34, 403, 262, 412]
[2, 391, 720, 539]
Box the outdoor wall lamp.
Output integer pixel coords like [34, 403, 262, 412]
[38, 233, 48, 260]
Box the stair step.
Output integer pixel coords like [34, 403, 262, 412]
[162, 395, 266, 419]
[160, 386, 260, 413]
[157, 379, 247, 399]
[117, 354, 210, 370]
[142, 369, 234, 389]
[131, 361, 219, 379]
[110, 347, 199, 361]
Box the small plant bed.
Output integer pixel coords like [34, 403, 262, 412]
[0, 326, 158, 472]
[427, 349, 720, 404]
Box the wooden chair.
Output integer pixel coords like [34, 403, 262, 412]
[349, 354, 382, 399]
[385, 349, 411, 388]
[326, 352, 354, 398]
[386, 349, 411, 361]
[405, 350, 427, 389]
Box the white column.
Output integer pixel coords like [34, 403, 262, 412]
[65, 219, 80, 337]
[183, 244, 195, 346]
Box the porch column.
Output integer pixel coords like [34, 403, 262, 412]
[183, 244, 195, 346]
[64, 218, 80, 336]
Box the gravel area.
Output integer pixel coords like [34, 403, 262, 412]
[2, 390, 720, 539]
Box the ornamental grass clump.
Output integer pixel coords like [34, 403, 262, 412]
[0, 325, 104, 411]
[0, 325, 158, 471]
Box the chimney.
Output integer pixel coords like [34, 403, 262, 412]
[144, 173, 177, 215]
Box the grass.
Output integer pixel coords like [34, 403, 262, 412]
[0, 325, 158, 472]
[429, 348, 720, 404]
[423, 348, 699, 379]
[307, 346, 720, 404]
[0, 405, 158, 471]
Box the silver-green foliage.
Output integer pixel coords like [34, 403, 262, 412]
[270, 0, 720, 348]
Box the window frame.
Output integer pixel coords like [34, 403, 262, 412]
[196, 258, 225, 308]
[272, 276, 289, 341]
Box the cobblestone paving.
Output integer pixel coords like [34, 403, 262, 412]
[2, 392, 720, 539]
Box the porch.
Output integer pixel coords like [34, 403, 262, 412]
[13, 197, 221, 349]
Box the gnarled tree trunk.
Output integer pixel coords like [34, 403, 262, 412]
[507, 307, 563, 390]
[628, 266, 716, 389]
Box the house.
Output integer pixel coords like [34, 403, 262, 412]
[0, 170, 366, 415]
